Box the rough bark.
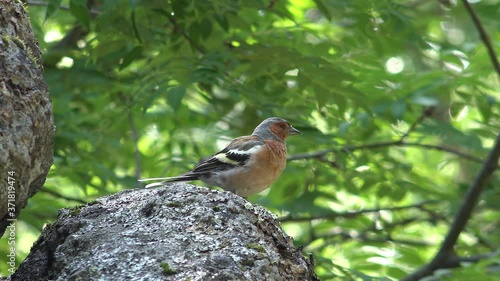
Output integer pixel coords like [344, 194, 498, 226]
[0, 0, 54, 236]
[11, 183, 319, 281]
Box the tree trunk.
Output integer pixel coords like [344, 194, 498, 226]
[0, 0, 54, 236]
[12, 184, 318, 280]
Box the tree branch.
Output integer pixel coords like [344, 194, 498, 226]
[402, 124, 500, 281]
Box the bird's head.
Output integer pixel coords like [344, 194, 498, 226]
[252, 117, 301, 141]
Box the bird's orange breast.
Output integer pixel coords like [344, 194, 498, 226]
[222, 141, 287, 197]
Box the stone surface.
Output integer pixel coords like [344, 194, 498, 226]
[0, 0, 54, 236]
[12, 184, 318, 281]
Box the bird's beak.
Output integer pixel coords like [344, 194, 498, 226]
[289, 126, 301, 135]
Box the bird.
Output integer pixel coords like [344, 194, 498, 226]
[139, 117, 301, 197]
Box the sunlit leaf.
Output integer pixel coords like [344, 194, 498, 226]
[69, 0, 91, 30]
[45, 0, 62, 21]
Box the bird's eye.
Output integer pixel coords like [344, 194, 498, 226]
[279, 123, 287, 129]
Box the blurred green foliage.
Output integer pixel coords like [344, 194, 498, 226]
[1, 0, 499, 280]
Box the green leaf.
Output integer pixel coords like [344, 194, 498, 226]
[131, 10, 143, 43]
[411, 95, 439, 106]
[166, 86, 186, 111]
[215, 14, 229, 31]
[70, 0, 91, 30]
[391, 99, 407, 119]
[45, 0, 62, 21]
[312, 0, 332, 21]
[418, 119, 484, 151]
[199, 18, 213, 40]
[119, 46, 143, 70]
[477, 94, 496, 122]
[376, 182, 392, 199]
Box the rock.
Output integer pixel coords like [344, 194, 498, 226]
[12, 183, 318, 281]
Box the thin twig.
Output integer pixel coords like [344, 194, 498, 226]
[461, 0, 500, 77]
[288, 141, 483, 163]
[26, 0, 100, 16]
[400, 142, 483, 163]
[120, 93, 142, 181]
[400, 108, 432, 140]
[41, 189, 87, 204]
[128, 109, 142, 181]
[312, 228, 435, 247]
[280, 200, 439, 222]
[167, 15, 206, 54]
[268, 0, 279, 9]
[287, 148, 336, 161]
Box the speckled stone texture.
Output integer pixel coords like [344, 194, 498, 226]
[0, 0, 54, 236]
[12, 183, 318, 281]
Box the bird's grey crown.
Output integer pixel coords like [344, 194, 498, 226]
[252, 117, 289, 140]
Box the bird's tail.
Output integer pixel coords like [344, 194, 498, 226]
[138, 174, 199, 189]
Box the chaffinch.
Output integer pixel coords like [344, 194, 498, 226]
[139, 117, 301, 197]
